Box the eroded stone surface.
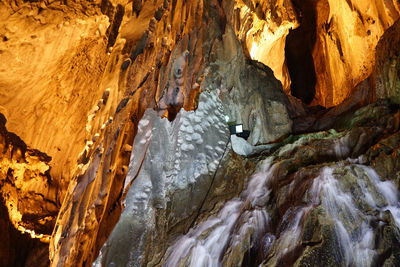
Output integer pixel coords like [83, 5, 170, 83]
[374, 18, 400, 103]
[162, 102, 400, 267]
[0, 114, 57, 240]
[1, 0, 400, 266]
[94, 91, 244, 266]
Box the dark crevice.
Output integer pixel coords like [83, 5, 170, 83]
[107, 4, 125, 49]
[132, 0, 143, 16]
[0, 195, 50, 267]
[285, 0, 317, 104]
[100, 0, 115, 21]
[130, 31, 149, 62]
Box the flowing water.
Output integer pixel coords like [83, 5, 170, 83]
[165, 158, 275, 267]
[311, 165, 400, 266]
[164, 157, 400, 266]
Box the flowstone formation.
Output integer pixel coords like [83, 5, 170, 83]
[1, 0, 400, 266]
[94, 91, 249, 266]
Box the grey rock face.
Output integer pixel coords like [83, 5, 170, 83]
[207, 27, 292, 145]
[231, 134, 275, 156]
[94, 90, 230, 267]
[222, 82, 292, 145]
[93, 25, 294, 267]
[161, 123, 400, 267]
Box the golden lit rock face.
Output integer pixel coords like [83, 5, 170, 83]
[312, 0, 400, 107]
[0, 115, 57, 243]
[0, 0, 110, 198]
[0, 0, 400, 266]
[49, 0, 209, 265]
[225, 0, 298, 93]
[226, 0, 400, 106]
[374, 18, 400, 103]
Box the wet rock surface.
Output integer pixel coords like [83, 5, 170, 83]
[1, 0, 400, 266]
[94, 91, 253, 266]
[160, 101, 400, 267]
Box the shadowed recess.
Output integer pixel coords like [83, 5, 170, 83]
[285, 0, 317, 104]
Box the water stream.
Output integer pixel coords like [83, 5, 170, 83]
[165, 158, 275, 267]
[312, 165, 400, 266]
[164, 158, 400, 266]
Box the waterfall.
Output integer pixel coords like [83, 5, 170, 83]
[165, 158, 275, 267]
[311, 165, 400, 266]
[163, 158, 400, 267]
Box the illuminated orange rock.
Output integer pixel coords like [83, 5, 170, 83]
[312, 0, 400, 107]
[0, 0, 400, 266]
[229, 0, 400, 107]
[225, 0, 298, 94]
[0, 0, 110, 198]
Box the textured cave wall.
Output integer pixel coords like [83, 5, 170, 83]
[312, 0, 400, 107]
[51, 2, 400, 267]
[0, 114, 58, 239]
[223, 0, 400, 107]
[93, 91, 246, 266]
[0, 1, 125, 265]
[0, 0, 110, 196]
[0, 194, 50, 267]
[310, 16, 400, 133]
[47, 0, 206, 263]
[47, 0, 232, 266]
[1, 0, 400, 266]
[0, 115, 53, 267]
[48, 0, 292, 265]
[285, 0, 400, 106]
[224, 0, 298, 94]
[374, 18, 400, 103]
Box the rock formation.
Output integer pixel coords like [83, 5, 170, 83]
[227, 0, 400, 106]
[0, 0, 400, 266]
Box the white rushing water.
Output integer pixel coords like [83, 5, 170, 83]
[165, 158, 275, 267]
[311, 164, 400, 266]
[164, 158, 400, 267]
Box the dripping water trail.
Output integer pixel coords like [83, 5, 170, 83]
[189, 138, 231, 230]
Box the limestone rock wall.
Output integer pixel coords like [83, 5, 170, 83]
[312, 0, 400, 107]
[0, 0, 110, 194]
[43, 0, 292, 266]
[1, 0, 400, 266]
[48, 0, 209, 264]
[223, 0, 400, 106]
[0, 114, 57, 240]
[0, 114, 56, 266]
[224, 0, 298, 94]
[93, 91, 249, 266]
[374, 18, 400, 103]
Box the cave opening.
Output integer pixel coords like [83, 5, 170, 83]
[285, 0, 317, 104]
